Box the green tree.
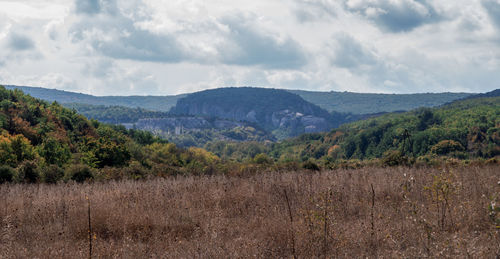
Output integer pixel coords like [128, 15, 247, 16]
[37, 138, 71, 166]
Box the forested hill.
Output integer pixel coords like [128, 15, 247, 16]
[205, 95, 499, 163]
[5, 85, 474, 115]
[289, 90, 473, 114]
[63, 103, 168, 124]
[4, 85, 185, 112]
[0, 85, 224, 183]
[265, 95, 499, 163]
[462, 89, 500, 100]
[170, 87, 334, 137]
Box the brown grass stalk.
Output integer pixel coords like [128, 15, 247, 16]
[283, 188, 297, 259]
[0, 165, 498, 258]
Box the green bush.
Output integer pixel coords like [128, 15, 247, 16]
[302, 160, 320, 171]
[431, 140, 464, 155]
[42, 165, 65, 184]
[0, 165, 15, 183]
[17, 160, 40, 183]
[124, 162, 147, 179]
[253, 153, 273, 165]
[382, 150, 405, 167]
[65, 164, 93, 183]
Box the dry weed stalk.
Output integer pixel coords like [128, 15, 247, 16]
[323, 188, 330, 256]
[87, 195, 92, 259]
[370, 183, 376, 255]
[0, 165, 498, 257]
[283, 188, 297, 259]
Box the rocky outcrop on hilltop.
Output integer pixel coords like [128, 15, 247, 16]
[170, 87, 334, 138]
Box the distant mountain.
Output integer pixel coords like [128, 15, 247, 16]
[463, 89, 500, 99]
[4, 85, 185, 112]
[170, 87, 335, 139]
[63, 103, 168, 124]
[288, 90, 473, 114]
[5, 85, 474, 115]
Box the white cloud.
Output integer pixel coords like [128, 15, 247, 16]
[0, 0, 498, 95]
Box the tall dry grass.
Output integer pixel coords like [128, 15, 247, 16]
[1, 165, 499, 258]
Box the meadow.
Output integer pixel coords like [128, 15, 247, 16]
[1, 165, 499, 258]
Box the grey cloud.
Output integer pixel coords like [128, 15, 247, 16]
[71, 0, 184, 63]
[482, 0, 500, 28]
[345, 0, 442, 33]
[75, 0, 117, 15]
[294, 1, 338, 23]
[75, 0, 101, 14]
[8, 33, 35, 51]
[83, 58, 113, 78]
[93, 27, 184, 63]
[71, 1, 306, 68]
[219, 15, 307, 69]
[329, 34, 416, 92]
[331, 33, 377, 68]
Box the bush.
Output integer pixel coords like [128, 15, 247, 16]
[253, 153, 273, 165]
[124, 162, 148, 179]
[0, 165, 15, 183]
[381, 150, 413, 167]
[42, 165, 65, 184]
[151, 164, 183, 177]
[415, 154, 440, 168]
[431, 140, 464, 155]
[17, 160, 40, 183]
[65, 164, 93, 183]
[302, 160, 320, 171]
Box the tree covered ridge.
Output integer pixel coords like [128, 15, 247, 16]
[171, 87, 333, 123]
[6, 84, 474, 115]
[0, 85, 498, 184]
[289, 90, 473, 114]
[263, 96, 500, 164]
[0, 85, 224, 183]
[201, 96, 499, 166]
[63, 103, 169, 124]
[4, 85, 186, 112]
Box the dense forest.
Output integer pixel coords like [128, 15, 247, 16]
[0, 86, 226, 183]
[64, 103, 275, 146]
[1, 85, 498, 184]
[6, 85, 477, 144]
[63, 103, 168, 124]
[205, 94, 500, 166]
[64, 90, 375, 144]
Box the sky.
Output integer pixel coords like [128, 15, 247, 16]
[0, 0, 499, 96]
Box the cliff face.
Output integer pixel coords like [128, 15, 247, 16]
[123, 117, 245, 132]
[170, 87, 333, 138]
[121, 116, 274, 146]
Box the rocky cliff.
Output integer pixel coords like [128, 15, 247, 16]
[170, 87, 334, 138]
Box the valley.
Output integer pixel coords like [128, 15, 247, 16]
[4, 85, 477, 146]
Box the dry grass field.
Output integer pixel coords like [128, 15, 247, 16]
[1, 165, 500, 258]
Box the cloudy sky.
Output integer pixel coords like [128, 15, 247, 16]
[0, 0, 499, 96]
